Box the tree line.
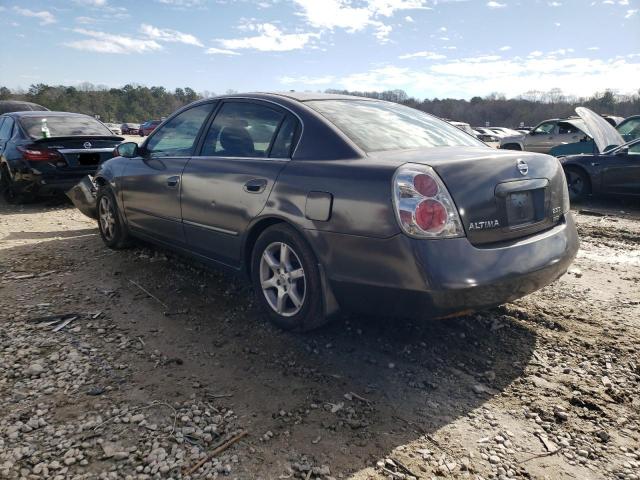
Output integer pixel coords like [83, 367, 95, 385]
[1, 83, 638, 128]
[325, 88, 640, 128]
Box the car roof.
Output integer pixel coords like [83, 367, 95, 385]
[205, 91, 377, 103]
[4, 111, 96, 118]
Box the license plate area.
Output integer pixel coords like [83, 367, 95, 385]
[507, 191, 535, 225]
[78, 153, 100, 166]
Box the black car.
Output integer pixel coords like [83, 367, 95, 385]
[0, 100, 49, 115]
[69, 92, 578, 331]
[562, 138, 640, 201]
[0, 111, 123, 203]
[558, 108, 640, 201]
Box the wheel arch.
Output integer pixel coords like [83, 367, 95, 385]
[563, 163, 593, 194]
[242, 215, 340, 317]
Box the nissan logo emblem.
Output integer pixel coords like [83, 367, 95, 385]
[83, 142, 92, 149]
[517, 159, 528, 176]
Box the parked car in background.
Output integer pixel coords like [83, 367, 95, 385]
[602, 115, 624, 127]
[121, 123, 140, 135]
[560, 109, 639, 201]
[549, 109, 639, 157]
[104, 123, 122, 135]
[69, 92, 577, 331]
[473, 129, 500, 148]
[448, 120, 475, 136]
[0, 111, 123, 203]
[139, 120, 161, 136]
[490, 127, 522, 138]
[0, 100, 49, 115]
[500, 117, 590, 153]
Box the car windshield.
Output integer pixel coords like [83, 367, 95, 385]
[306, 100, 484, 152]
[20, 114, 113, 138]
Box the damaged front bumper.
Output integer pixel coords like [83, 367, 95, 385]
[66, 175, 98, 219]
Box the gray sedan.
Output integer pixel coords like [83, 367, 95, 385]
[69, 92, 579, 331]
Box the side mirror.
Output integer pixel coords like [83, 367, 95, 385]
[113, 141, 139, 158]
[615, 147, 629, 156]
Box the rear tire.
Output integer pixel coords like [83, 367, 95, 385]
[564, 167, 590, 202]
[501, 143, 522, 151]
[96, 188, 133, 249]
[251, 224, 327, 331]
[0, 164, 31, 204]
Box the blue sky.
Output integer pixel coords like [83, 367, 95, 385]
[1, 0, 638, 99]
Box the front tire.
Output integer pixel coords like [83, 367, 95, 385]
[251, 224, 327, 331]
[96, 188, 132, 249]
[565, 167, 590, 202]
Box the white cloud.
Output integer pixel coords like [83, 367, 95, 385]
[218, 23, 318, 52]
[486, 1, 506, 7]
[625, 8, 638, 18]
[329, 56, 640, 98]
[75, 16, 97, 24]
[399, 50, 447, 60]
[499, 45, 511, 51]
[64, 28, 162, 54]
[140, 24, 203, 47]
[529, 50, 544, 57]
[280, 75, 335, 85]
[205, 47, 241, 56]
[404, 15, 414, 22]
[73, 0, 108, 5]
[291, 0, 429, 43]
[13, 7, 56, 25]
[548, 1, 562, 6]
[156, 0, 206, 6]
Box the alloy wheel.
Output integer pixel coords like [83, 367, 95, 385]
[259, 242, 306, 317]
[566, 171, 584, 198]
[98, 195, 116, 241]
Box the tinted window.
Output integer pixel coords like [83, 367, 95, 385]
[558, 122, 581, 135]
[629, 141, 640, 155]
[20, 114, 112, 139]
[146, 104, 212, 157]
[270, 115, 298, 158]
[0, 117, 14, 140]
[201, 102, 285, 157]
[618, 118, 640, 138]
[306, 100, 483, 152]
[532, 122, 556, 135]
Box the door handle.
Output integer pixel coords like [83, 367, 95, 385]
[244, 178, 268, 194]
[167, 176, 180, 188]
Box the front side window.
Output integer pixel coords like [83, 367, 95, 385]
[201, 102, 285, 157]
[19, 114, 112, 139]
[532, 122, 556, 135]
[146, 104, 213, 157]
[306, 100, 483, 152]
[628, 141, 640, 155]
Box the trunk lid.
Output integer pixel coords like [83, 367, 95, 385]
[373, 146, 569, 245]
[32, 136, 122, 170]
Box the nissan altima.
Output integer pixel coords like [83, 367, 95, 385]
[69, 92, 579, 331]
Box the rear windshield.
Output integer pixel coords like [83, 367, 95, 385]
[307, 100, 484, 152]
[19, 115, 113, 139]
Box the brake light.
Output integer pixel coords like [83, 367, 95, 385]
[393, 164, 464, 238]
[18, 146, 62, 162]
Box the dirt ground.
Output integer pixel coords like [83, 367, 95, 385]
[1, 195, 639, 480]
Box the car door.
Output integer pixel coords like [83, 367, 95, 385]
[600, 142, 640, 196]
[120, 102, 214, 245]
[524, 121, 558, 153]
[181, 100, 299, 267]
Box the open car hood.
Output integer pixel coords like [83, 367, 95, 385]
[576, 107, 624, 153]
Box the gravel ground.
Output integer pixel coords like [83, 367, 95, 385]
[0, 196, 638, 480]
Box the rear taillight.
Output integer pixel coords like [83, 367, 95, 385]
[18, 146, 62, 162]
[392, 163, 464, 238]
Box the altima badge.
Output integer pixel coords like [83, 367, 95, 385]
[517, 159, 528, 176]
[83, 142, 92, 149]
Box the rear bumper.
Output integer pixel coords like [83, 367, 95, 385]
[14, 168, 97, 195]
[307, 213, 579, 319]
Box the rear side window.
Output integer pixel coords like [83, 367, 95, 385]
[532, 122, 556, 135]
[201, 102, 285, 158]
[270, 115, 298, 158]
[146, 104, 213, 157]
[306, 100, 482, 152]
[19, 115, 112, 139]
[0, 117, 14, 140]
[558, 122, 581, 135]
